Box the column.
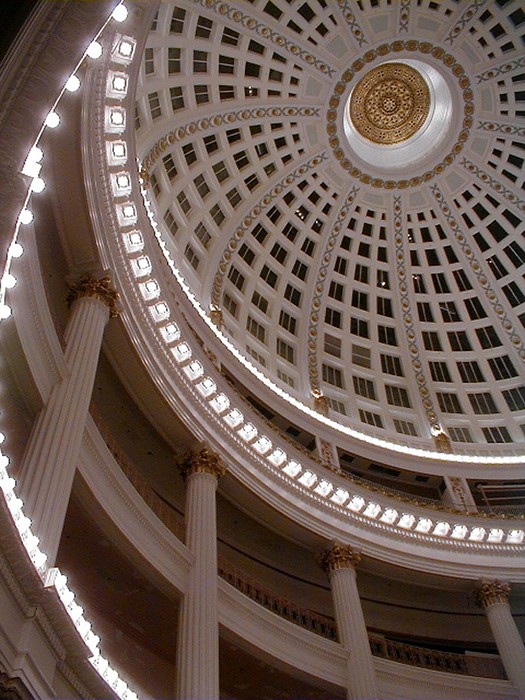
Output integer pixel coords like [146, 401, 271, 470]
[18, 274, 118, 566]
[476, 581, 525, 696]
[176, 448, 226, 700]
[320, 544, 378, 700]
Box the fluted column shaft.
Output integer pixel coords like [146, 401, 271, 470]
[176, 449, 225, 700]
[19, 276, 117, 566]
[477, 582, 525, 696]
[321, 545, 378, 700]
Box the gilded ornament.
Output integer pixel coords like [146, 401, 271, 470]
[475, 581, 511, 609]
[66, 274, 120, 317]
[319, 543, 362, 572]
[349, 63, 430, 145]
[209, 306, 223, 329]
[433, 431, 452, 453]
[178, 447, 227, 479]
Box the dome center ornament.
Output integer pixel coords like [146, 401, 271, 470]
[349, 63, 430, 145]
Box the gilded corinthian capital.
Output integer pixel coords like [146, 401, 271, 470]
[179, 447, 227, 479]
[319, 543, 361, 573]
[475, 580, 511, 609]
[66, 274, 120, 317]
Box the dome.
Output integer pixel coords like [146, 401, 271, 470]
[1, 1, 525, 699]
[133, 0, 525, 466]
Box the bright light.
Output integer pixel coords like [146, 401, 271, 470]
[398, 513, 415, 529]
[117, 40, 134, 58]
[2, 274, 17, 289]
[116, 174, 130, 189]
[112, 3, 128, 22]
[348, 495, 365, 512]
[19, 209, 34, 225]
[9, 242, 24, 258]
[282, 461, 302, 478]
[0, 432, 5, 444]
[110, 109, 125, 126]
[65, 75, 81, 92]
[86, 41, 103, 59]
[45, 111, 60, 128]
[31, 177, 46, 193]
[112, 75, 127, 92]
[0, 304, 12, 320]
[29, 146, 43, 163]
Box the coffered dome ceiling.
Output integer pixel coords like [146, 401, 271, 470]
[133, 0, 525, 460]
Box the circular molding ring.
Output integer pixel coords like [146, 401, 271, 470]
[326, 41, 473, 189]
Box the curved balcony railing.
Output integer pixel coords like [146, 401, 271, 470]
[218, 562, 337, 641]
[233, 389, 524, 520]
[218, 560, 506, 681]
[91, 407, 507, 681]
